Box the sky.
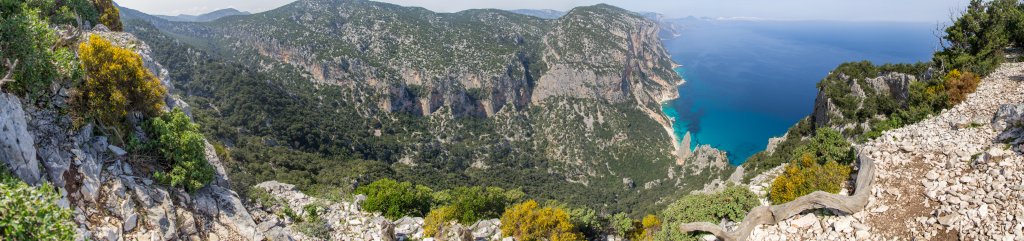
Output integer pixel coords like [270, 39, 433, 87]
[115, 0, 971, 23]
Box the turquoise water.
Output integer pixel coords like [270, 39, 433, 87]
[662, 20, 938, 165]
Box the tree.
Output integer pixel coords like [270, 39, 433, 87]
[500, 200, 582, 241]
[935, 0, 1022, 75]
[146, 108, 215, 192]
[76, 34, 166, 139]
[355, 178, 434, 219]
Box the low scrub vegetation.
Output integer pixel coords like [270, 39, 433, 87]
[423, 205, 458, 238]
[500, 200, 582, 241]
[0, 167, 75, 241]
[355, 178, 435, 219]
[769, 153, 852, 204]
[655, 185, 759, 240]
[76, 34, 166, 138]
[1, 0, 91, 99]
[145, 109, 215, 192]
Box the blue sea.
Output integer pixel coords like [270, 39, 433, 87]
[661, 20, 939, 165]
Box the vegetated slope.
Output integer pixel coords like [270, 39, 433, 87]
[742, 62, 933, 181]
[747, 61, 1024, 240]
[119, 0, 733, 215]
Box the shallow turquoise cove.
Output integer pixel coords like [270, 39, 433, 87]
[662, 20, 937, 165]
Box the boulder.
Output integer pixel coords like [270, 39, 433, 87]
[0, 93, 41, 185]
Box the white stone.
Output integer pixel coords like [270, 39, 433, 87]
[792, 214, 818, 228]
[833, 218, 852, 233]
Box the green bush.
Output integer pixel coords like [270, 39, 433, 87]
[147, 108, 215, 192]
[800, 128, 854, 165]
[433, 186, 524, 224]
[609, 213, 636, 238]
[355, 178, 434, 219]
[0, 167, 75, 241]
[655, 185, 759, 241]
[565, 206, 603, 239]
[25, 0, 99, 27]
[0, 1, 60, 98]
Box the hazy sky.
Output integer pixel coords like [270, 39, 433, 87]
[116, 0, 970, 23]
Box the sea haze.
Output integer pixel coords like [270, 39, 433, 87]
[662, 20, 939, 165]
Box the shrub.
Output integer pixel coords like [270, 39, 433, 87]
[146, 108, 215, 192]
[565, 206, 603, 238]
[655, 185, 759, 241]
[76, 34, 166, 136]
[802, 128, 854, 165]
[25, 0, 100, 27]
[609, 212, 636, 238]
[944, 69, 981, 105]
[423, 205, 458, 238]
[638, 215, 661, 241]
[0, 2, 61, 98]
[355, 178, 434, 219]
[500, 200, 582, 241]
[769, 153, 852, 204]
[91, 0, 120, 31]
[0, 166, 75, 241]
[433, 186, 524, 224]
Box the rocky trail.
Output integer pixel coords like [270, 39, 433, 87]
[742, 62, 1024, 240]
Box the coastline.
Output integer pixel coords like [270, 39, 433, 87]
[659, 66, 690, 161]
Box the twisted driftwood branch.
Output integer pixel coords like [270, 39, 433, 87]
[679, 152, 876, 241]
[0, 59, 17, 91]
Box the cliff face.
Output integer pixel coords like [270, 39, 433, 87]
[183, 0, 680, 119]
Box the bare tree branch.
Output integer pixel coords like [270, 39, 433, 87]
[677, 151, 876, 241]
[0, 59, 18, 92]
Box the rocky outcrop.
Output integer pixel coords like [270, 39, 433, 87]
[764, 133, 787, 155]
[0, 93, 41, 185]
[811, 71, 921, 133]
[865, 72, 918, 103]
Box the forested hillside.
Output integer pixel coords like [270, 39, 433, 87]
[119, 0, 733, 216]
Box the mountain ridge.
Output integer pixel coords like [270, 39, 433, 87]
[154, 8, 251, 22]
[118, 0, 733, 216]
